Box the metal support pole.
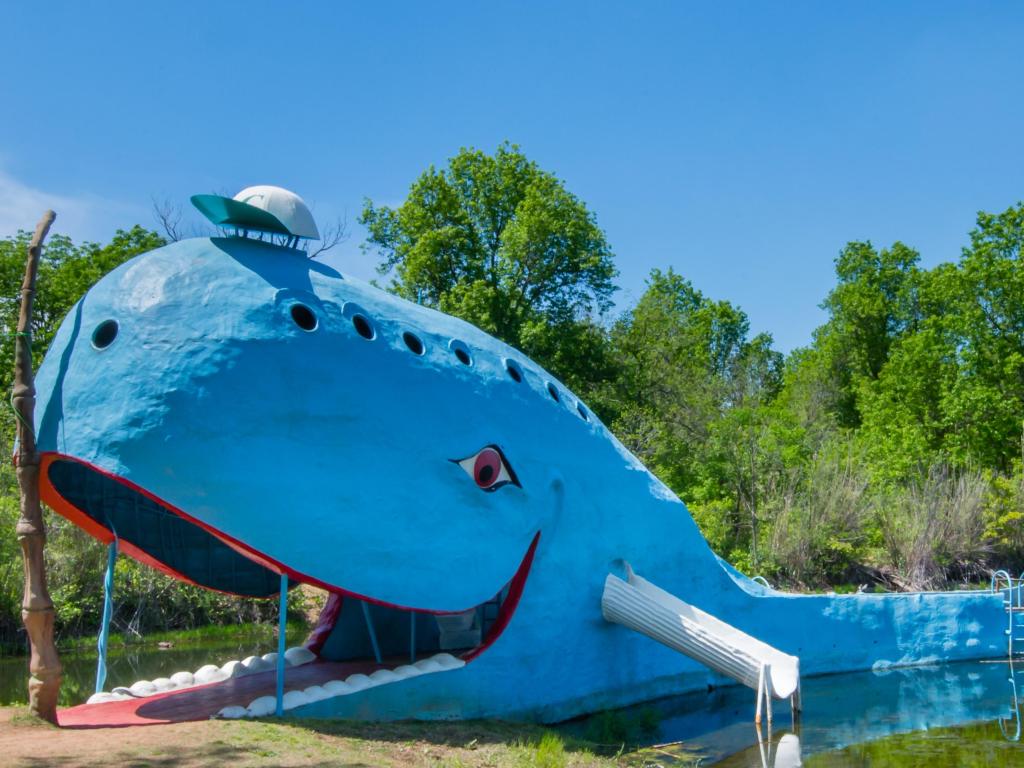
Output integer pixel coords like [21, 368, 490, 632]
[95, 538, 118, 694]
[275, 574, 287, 716]
[410, 612, 416, 663]
[362, 601, 382, 665]
[755, 663, 765, 725]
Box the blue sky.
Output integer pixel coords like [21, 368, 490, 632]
[2, 2, 1022, 352]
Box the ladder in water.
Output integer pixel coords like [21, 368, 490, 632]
[992, 570, 1024, 658]
[990, 572, 1024, 743]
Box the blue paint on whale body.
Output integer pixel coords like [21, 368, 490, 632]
[33, 236, 1004, 722]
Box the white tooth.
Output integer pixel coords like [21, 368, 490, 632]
[170, 671, 194, 687]
[431, 653, 465, 670]
[413, 659, 443, 673]
[285, 647, 316, 666]
[303, 684, 331, 702]
[195, 666, 228, 685]
[246, 695, 277, 717]
[152, 677, 174, 691]
[369, 669, 401, 684]
[261, 652, 279, 665]
[242, 656, 270, 673]
[220, 660, 246, 678]
[282, 690, 310, 710]
[129, 680, 158, 697]
[87, 692, 129, 704]
[194, 664, 222, 683]
[218, 705, 249, 719]
[345, 673, 373, 691]
[392, 665, 422, 678]
[323, 680, 354, 696]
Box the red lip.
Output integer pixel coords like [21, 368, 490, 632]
[40, 451, 539, 663]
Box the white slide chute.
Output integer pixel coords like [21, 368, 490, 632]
[601, 564, 800, 724]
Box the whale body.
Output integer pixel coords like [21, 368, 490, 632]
[34, 235, 1004, 722]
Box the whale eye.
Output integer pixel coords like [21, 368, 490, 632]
[453, 446, 520, 492]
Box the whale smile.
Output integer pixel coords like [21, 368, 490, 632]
[40, 452, 540, 714]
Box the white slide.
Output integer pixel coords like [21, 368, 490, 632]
[601, 564, 800, 720]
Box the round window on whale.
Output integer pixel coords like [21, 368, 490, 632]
[450, 339, 472, 366]
[290, 303, 317, 331]
[546, 382, 560, 403]
[402, 331, 424, 355]
[91, 320, 119, 350]
[352, 314, 375, 340]
[505, 360, 523, 383]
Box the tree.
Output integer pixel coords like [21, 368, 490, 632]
[361, 143, 618, 388]
[811, 241, 922, 428]
[0, 226, 166, 407]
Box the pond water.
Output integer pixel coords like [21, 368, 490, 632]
[4, 638, 1024, 764]
[560, 659, 1024, 766]
[0, 630, 306, 708]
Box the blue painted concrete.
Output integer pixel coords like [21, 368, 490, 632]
[32, 236, 1005, 722]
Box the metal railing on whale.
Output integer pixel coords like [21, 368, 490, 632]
[601, 563, 801, 726]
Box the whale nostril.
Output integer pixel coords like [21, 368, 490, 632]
[91, 320, 119, 350]
[290, 304, 317, 331]
[402, 331, 424, 355]
[352, 314, 374, 340]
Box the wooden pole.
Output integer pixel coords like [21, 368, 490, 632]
[14, 210, 61, 723]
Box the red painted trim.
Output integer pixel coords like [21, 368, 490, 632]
[305, 592, 344, 655]
[462, 532, 539, 662]
[40, 452, 541, 620]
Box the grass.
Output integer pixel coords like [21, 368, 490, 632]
[0, 706, 701, 767]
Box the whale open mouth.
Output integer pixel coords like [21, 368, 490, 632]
[40, 453, 539, 720]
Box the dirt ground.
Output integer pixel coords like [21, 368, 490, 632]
[0, 706, 642, 768]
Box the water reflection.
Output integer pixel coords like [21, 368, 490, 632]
[999, 659, 1021, 742]
[565, 659, 1024, 766]
[0, 631, 304, 708]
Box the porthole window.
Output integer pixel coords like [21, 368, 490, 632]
[450, 340, 472, 366]
[290, 303, 317, 331]
[546, 382, 560, 403]
[403, 331, 424, 355]
[92, 320, 119, 350]
[505, 360, 523, 383]
[352, 314, 374, 340]
[576, 403, 590, 422]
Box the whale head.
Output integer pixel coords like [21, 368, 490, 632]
[34, 234, 613, 662]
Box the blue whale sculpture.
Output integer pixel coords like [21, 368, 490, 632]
[34, 234, 1004, 722]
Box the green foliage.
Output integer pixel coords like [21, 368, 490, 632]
[530, 731, 568, 768]
[0, 226, 165, 400]
[361, 142, 618, 397]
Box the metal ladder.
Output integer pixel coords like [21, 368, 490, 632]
[991, 572, 1024, 742]
[991, 570, 1024, 657]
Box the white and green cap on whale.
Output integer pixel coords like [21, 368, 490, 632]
[191, 185, 320, 240]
